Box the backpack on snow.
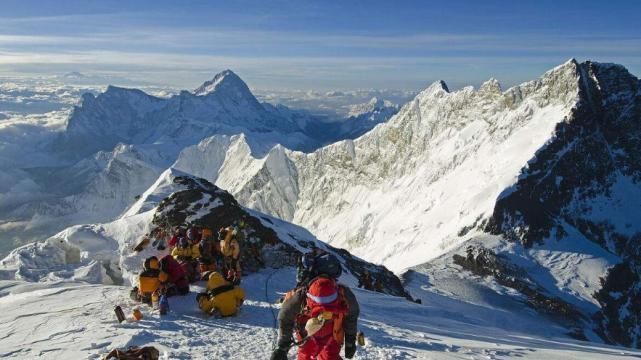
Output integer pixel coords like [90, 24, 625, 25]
[103, 346, 159, 360]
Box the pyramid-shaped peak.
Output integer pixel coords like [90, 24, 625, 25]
[423, 80, 450, 96]
[480, 78, 502, 93]
[193, 69, 252, 97]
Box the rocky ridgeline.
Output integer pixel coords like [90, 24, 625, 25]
[150, 174, 410, 298]
[452, 245, 585, 339]
[485, 61, 641, 347]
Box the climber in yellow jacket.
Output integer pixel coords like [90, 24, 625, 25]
[196, 271, 245, 317]
[171, 237, 201, 282]
[132, 256, 161, 304]
[218, 226, 241, 283]
[171, 237, 201, 261]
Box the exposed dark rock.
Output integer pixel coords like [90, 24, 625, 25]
[484, 61, 641, 347]
[150, 175, 409, 298]
[453, 245, 584, 331]
[594, 263, 641, 348]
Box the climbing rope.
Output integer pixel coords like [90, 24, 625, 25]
[265, 268, 280, 351]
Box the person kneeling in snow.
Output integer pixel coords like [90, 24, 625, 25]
[272, 252, 360, 360]
[158, 254, 190, 296]
[196, 271, 245, 317]
[130, 256, 161, 304]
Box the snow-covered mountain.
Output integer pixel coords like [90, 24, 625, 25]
[2, 170, 640, 359]
[335, 97, 400, 139]
[169, 60, 641, 348]
[0, 70, 399, 256]
[55, 70, 318, 159]
[194, 60, 586, 270]
[2, 60, 641, 354]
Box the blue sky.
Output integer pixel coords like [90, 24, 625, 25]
[0, 0, 640, 91]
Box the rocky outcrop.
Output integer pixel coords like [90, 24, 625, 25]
[594, 263, 641, 348]
[150, 174, 409, 297]
[453, 245, 585, 337]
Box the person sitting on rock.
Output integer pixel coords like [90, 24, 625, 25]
[171, 237, 201, 282]
[158, 254, 190, 296]
[198, 232, 220, 277]
[186, 224, 202, 244]
[196, 271, 245, 317]
[219, 226, 241, 283]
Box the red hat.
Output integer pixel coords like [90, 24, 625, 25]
[306, 278, 346, 316]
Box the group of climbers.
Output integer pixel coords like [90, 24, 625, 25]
[160, 223, 244, 284]
[131, 222, 363, 359]
[131, 222, 246, 316]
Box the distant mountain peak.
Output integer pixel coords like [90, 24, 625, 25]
[347, 97, 398, 118]
[480, 78, 501, 93]
[63, 71, 87, 79]
[193, 69, 252, 97]
[424, 80, 450, 95]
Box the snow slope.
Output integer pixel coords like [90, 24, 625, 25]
[1, 269, 639, 359]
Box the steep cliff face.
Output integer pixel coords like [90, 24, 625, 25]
[483, 61, 641, 347]
[216, 60, 583, 271]
[487, 61, 641, 250]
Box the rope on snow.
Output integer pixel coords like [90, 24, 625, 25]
[265, 268, 280, 351]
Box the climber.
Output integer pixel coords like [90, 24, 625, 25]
[168, 228, 185, 249]
[130, 256, 161, 304]
[201, 227, 214, 241]
[272, 251, 360, 360]
[219, 226, 241, 284]
[171, 237, 201, 282]
[196, 271, 245, 317]
[374, 278, 384, 293]
[198, 231, 220, 276]
[158, 254, 190, 296]
[357, 270, 374, 291]
[186, 224, 202, 244]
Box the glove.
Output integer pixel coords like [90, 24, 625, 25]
[270, 347, 288, 360]
[344, 334, 357, 359]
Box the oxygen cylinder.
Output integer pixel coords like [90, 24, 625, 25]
[159, 294, 169, 315]
[114, 305, 126, 323]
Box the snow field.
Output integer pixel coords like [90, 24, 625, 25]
[2, 268, 640, 359]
